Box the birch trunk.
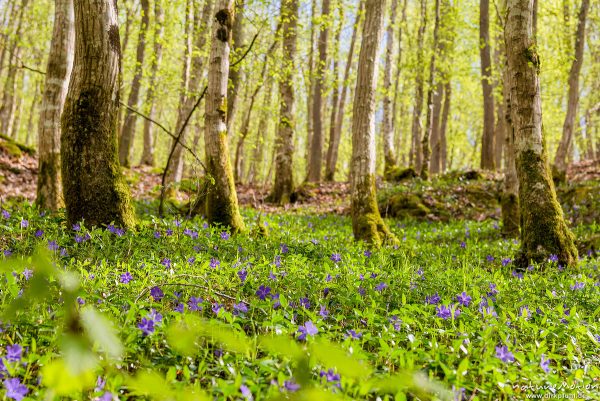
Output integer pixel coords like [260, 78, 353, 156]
[61, 0, 135, 228]
[36, 0, 74, 211]
[505, 0, 577, 267]
[203, 0, 245, 232]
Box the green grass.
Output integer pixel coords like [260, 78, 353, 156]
[0, 202, 599, 400]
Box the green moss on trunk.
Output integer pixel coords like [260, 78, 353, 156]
[500, 192, 519, 238]
[516, 149, 577, 268]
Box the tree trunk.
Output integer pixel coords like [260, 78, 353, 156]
[392, 0, 407, 166]
[247, 80, 273, 185]
[350, 0, 395, 247]
[440, 81, 451, 172]
[480, 0, 495, 170]
[36, 0, 74, 212]
[409, 0, 426, 171]
[270, 0, 298, 204]
[429, 80, 444, 175]
[0, 0, 28, 136]
[381, 0, 398, 175]
[324, 0, 362, 182]
[166, 0, 213, 191]
[203, 0, 245, 233]
[118, 0, 149, 167]
[140, 0, 165, 166]
[323, 7, 343, 182]
[226, 0, 245, 131]
[306, 0, 331, 182]
[505, 0, 577, 268]
[553, 0, 590, 181]
[61, 0, 135, 228]
[421, 0, 441, 180]
[305, 0, 317, 173]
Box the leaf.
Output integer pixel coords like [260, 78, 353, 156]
[80, 306, 123, 360]
[310, 338, 372, 379]
[41, 359, 96, 396]
[258, 335, 304, 360]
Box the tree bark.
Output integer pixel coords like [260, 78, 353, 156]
[203, 0, 245, 233]
[553, 0, 590, 181]
[440, 81, 451, 172]
[306, 0, 331, 182]
[392, 0, 407, 166]
[324, 0, 362, 182]
[118, 0, 149, 167]
[480, 0, 495, 170]
[270, 0, 298, 204]
[350, 0, 395, 247]
[305, 0, 317, 173]
[61, 0, 135, 228]
[409, 0, 426, 171]
[140, 0, 165, 166]
[381, 0, 398, 175]
[247, 80, 273, 185]
[421, 0, 441, 180]
[505, 0, 577, 268]
[36, 0, 74, 212]
[226, 0, 245, 131]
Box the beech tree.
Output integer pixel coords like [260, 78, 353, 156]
[381, 0, 398, 174]
[505, 0, 577, 267]
[203, 0, 245, 232]
[480, 0, 495, 170]
[61, 0, 135, 228]
[350, 0, 395, 246]
[36, 0, 74, 211]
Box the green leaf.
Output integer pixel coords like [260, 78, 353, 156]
[80, 306, 123, 360]
[310, 338, 372, 379]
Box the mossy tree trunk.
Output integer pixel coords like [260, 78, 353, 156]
[203, 0, 245, 233]
[350, 0, 396, 247]
[381, 0, 398, 175]
[36, 0, 74, 212]
[61, 0, 135, 228]
[409, 0, 426, 172]
[505, 0, 577, 267]
[553, 0, 590, 181]
[118, 0, 149, 168]
[480, 0, 496, 171]
[140, 0, 165, 167]
[270, 0, 298, 205]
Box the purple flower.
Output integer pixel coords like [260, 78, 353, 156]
[436, 304, 460, 320]
[120, 272, 133, 284]
[34, 229, 44, 238]
[519, 305, 531, 319]
[512, 270, 523, 280]
[150, 286, 164, 301]
[233, 302, 248, 315]
[166, 228, 173, 236]
[238, 269, 248, 283]
[425, 293, 441, 305]
[269, 271, 277, 281]
[188, 296, 203, 311]
[138, 318, 155, 336]
[283, 380, 300, 392]
[75, 234, 84, 243]
[364, 250, 372, 257]
[570, 282, 584, 290]
[20, 220, 28, 229]
[320, 369, 341, 384]
[72, 223, 81, 231]
[357, 287, 366, 297]
[280, 243, 289, 253]
[323, 287, 330, 297]
[22, 269, 33, 280]
[47, 240, 59, 251]
[299, 297, 311, 309]
[540, 354, 550, 373]
[4, 377, 28, 401]
[174, 303, 185, 313]
[1, 210, 10, 219]
[501, 258, 512, 267]
[330, 253, 341, 263]
[370, 273, 378, 279]
[240, 384, 252, 399]
[148, 309, 162, 323]
[95, 376, 106, 392]
[297, 321, 318, 340]
[456, 292, 472, 307]
[3, 249, 12, 257]
[488, 283, 498, 296]
[548, 254, 559, 263]
[212, 303, 223, 315]
[460, 241, 466, 249]
[161, 258, 171, 268]
[256, 285, 271, 300]
[346, 329, 362, 339]
[495, 345, 515, 363]
[271, 293, 281, 309]
[375, 282, 387, 291]
[319, 305, 329, 319]
[220, 232, 230, 240]
[96, 392, 114, 401]
[77, 297, 85, 305]
[210, 258, 220, 268]
[154, 231, 161, 239]
[273, 256, 281, 268]
[5, 345, 22, 362]
[486, 255, 494, 263]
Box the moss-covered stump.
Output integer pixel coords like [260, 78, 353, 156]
[0, 134, 36, 158]
[384, 166, 418, 182]
[379, 193, 431, 220]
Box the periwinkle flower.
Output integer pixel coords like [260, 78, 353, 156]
[212, 303, 223, 315]
[319, 305, 329, 319]
[330, 253, 341, 263]
[299, 297, 310, 308]
[47, 240, 59, 251]
[174, 303, 185, 313]
[456, 292, 471, 307]
[5, 344, 22, 362]
[297, 321, 318, 340]
[220, 232, 230, 240]
[375, 282, 387, 291]
[425, 293, 441, 305]
[320, 369, 340, 384]
[188, 296, 203, 311]
[233, 302, 248, 315]
[22, 269, 33, 280]
[20, 220, 28, 229]
[346, 329, 362, 339]
[495, 345, 514, 363]
[161, 258, 171, 268]
[540, 354, 550, 373]
[570, 282, 584, 290]
[210, 258, 220, 268]
[240, 384, 252, 399]
[256, 285, 271, 300]
[283, 380, 300, 392]
[238, 269, 248, 283]
[4, 377, 28, 401]
[436, 304, 460, 319]
[150, 286, 164, 301]
[137, 318, 155, 336]
[120, 272, 133, 284]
